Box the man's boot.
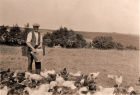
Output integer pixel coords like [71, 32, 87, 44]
[36, 69, 41, 74]
[35, 62, 41, 74]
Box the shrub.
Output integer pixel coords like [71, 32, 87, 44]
[0, 24, 31, 46]
[84, 42, 92, 48]
[125, 45, 137, 50]
[5, 24, 23, 46]
[113, 42, 124, 50]
[43, 32, 53, 47]
[20, 23, 31, 45]
[92, 36, 115, 49]
[43, 27, 86, 48]
[0, 25, 9, 44]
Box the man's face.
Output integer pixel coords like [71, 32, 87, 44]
[33, 27, 39, 32]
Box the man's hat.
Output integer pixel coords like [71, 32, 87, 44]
[33, 23, 40, 27]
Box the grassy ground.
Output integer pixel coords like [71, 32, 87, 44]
[0, 45, 139, 92]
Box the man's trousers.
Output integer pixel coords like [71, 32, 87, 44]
[28, 53, 41, 74]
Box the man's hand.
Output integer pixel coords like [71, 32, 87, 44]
[38, 42, 43, 49]
[38, 46, 42, 49]
[32, 48, 37, 53]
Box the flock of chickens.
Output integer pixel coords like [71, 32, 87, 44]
[0, 68, 137, 95]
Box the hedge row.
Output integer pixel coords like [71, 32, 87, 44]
[0, 25, 138, 50]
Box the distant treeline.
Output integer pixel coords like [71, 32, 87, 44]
[0, 24, 138, 50]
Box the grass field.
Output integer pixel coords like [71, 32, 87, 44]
[0, 45, 139, 92]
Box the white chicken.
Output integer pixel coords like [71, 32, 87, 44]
[89, 72, 100, 79]
[80, 78, 85, 84]
[40, 69, 56, 78]
[115, 75, 123, 87]
[49, 81, 57, 89]
[13, 70, 19, 77]
[0, 86, 8, 95]
[38, 84, 50, 92]
[93, 86, 115, 95]
[40, 71, 49, 78]
[25, 72, 43, 81]
[55, 74, 65, 86]
[127, 86, 136, 95]
[69, 71, 81, 77]
[25, 86, 52, 95]
[57, 87, 62, 93]
[107, 74, 116, 80]
[46, 70, 55, 75]
[62, 81, 76, 89]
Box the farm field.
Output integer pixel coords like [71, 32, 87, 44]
[0, 45, 139, 92]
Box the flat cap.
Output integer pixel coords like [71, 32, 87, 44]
[33, 23, 40, 27]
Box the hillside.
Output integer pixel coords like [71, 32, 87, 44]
[39, 29, 139, 49]
[77, 31, 139, 49]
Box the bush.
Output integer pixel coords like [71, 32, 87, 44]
[0, 25, 9, 44]
[43, 27, 86, 48]
[5, 24, 23, 46]
[84, 42, 92, 48]
[113, 42, 124, 50]
[43, 32, 53, 47]
[92, 36, 115, 49]
[0, 24, 31, 46]
[125, 45, 137, 50]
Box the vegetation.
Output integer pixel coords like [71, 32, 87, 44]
[0, 24, 30, 46]
[43, 27, 86, 48]
[125, 45, 137, 50]
[92, 36, 115, 49]
[91, 36, 134, 50]
[0, 24, 138, 50]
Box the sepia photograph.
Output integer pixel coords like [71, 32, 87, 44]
[0, 0, 139, 95]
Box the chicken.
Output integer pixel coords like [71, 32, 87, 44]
[57, 87, 62, 93]
[107, 74, 116, 80]
[60, 68, 69, 80]
[55, 74, 65, 86]
[38, 84, 50, 92]
[13, 70, 19, 77]
[78, 87, 88, 95]
[0, 86, 8, 95]
[25, 72, 43, 81]
[69, 71, 81, 77]
[93, 86, 115, 95]
[40, 72, 48, 78]
[49, 81, 57, 89]
[25, 86, 52, 95]
[127, 86, 136, 95]
[62, 81, 76, 89]
[25, 72, 43, 84]
[80, 79, 85, 85]
[89, 72, 100, 79]
[45, 69, 56, 75]
[115, 75, 123, 87]
[40, 69, 56, 78]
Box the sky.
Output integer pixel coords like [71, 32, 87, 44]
[0, 0, 139, 35]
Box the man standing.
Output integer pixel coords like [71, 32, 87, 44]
[26, 23, 43, 74]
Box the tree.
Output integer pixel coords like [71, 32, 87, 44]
[92, 36, 114, 49]
[0, 25, 9, 43]
[43, 27, 87, 48]
[21, 23, 31, 45]
[5, 24, 22, 45]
